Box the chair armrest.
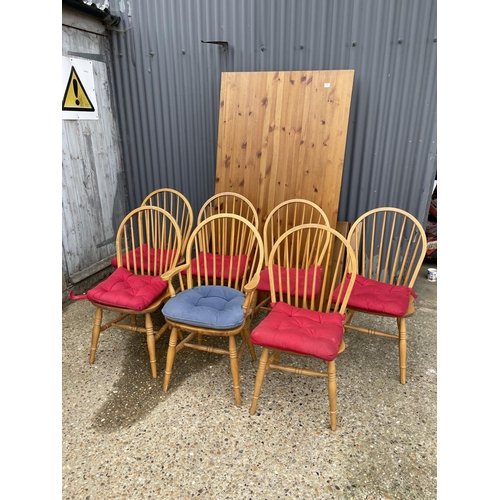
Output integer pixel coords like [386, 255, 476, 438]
[161, 262, 190, 281]
[243, 273, 261, 294]
[161, 263, 190, 295]
[242, 273, 262, 315]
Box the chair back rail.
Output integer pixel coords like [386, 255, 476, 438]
[184, 213, 263, 292]
[197, 192, 259, 230]
[262, 198, 330, 266]
[267, 223, 356, 313]
[349, 207, 426, 288]
[141, 188, 194, 260]
[117, 206, 182, 275]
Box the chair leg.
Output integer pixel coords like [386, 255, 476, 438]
[89, 307, 103, 364]
[250, 347, 269, 415]
[344, 309, 355, 327]
[269, 350, 281, 365]
[240, 323, 257, 361]
[327, 360, 337, 431]
[145, 313, 157, 378]
[251, 292, 270, 321]
[163, 327, 179, 392]
[337, 338, 346, 355]
[397, 317, 407, 384]
[228, 335, 241, 407]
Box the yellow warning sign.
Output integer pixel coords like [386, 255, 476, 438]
[62, 66, 95, 112]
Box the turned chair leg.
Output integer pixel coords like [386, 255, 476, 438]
[397, 317, 407, 384]
[163, 327, 179, 392]
[337, 338, 346, 355]
[89, 307, 103, 364]
[240, 323, 257, 361]
[327, 360, 337, 431]
[250, 347, 269, 415]
[344, 309, 355, 328]
[145, 313, 157, 378]
[228, 335, 241, 407]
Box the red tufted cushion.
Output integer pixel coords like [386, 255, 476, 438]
[111, 244, 177, 273]
[87, 266, 168, 310]
[332, 274, 417, 317]
[185, 252, 249, 280]
[257, 264, 322, 298]
[250, 302, 345, 361]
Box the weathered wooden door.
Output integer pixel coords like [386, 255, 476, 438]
[62, 7, 128, 296]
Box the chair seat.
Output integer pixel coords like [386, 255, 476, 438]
[162, 285, 245, 329]
[250, 302, 345, 361]
[257, 264, 322, 299]
[181, 252, 249, 280]
[333, 274, 418, 317]
[111, 243, 177, 272]
[87, 266, 168, 310]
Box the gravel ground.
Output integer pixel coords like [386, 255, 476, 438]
[60, 268, 437, 500]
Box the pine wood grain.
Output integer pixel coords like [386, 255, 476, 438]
[215, 70, 355, 230]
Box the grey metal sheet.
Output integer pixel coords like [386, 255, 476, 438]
[107, 0, 437, 226]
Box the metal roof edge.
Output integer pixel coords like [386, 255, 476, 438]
[62, 0, 121, 28]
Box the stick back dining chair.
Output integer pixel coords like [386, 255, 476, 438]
[249, 223, 357, 430]
[191, 192, 260, 341]
[333, 207, 427, 384]
[253, 198, 331, 315]
[110, 188, 193, 271]
[140, 188, 194, 264]
[197, 191, 259, 229]
[161, 213, 264, 406]
[82, 206, 183, 378]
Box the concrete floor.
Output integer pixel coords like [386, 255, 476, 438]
[62, 263, 437, 499]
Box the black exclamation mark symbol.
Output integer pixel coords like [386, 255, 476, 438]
[73, 78, 80, 106]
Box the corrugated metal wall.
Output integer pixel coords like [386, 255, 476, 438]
[106, 0, 437, 226]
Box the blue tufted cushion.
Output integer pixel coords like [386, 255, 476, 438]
[161, 285, 245, 329]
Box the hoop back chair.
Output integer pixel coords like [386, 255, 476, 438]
[140, 188, 194, 263]
[110, 188, 193, 272]
[197, 192, 259, 229]
[192, 192, 259, 342]
[336, 207, 427, 384]
[254, 199, 331, 315]
[249, 223, 357, 431]
[84, 206, 183, 378]
[161, 213, 264, 406]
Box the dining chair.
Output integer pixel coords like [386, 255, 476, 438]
[140, 188, 194, 262]
[161, 213, 264, 406]
[253, 198, 331, 315]
[191, 192, 260, 341]
[111, 188, 194, 271]
[197, 191, 259, 229]
[84, 206, 183, 378]
[249, 223, 357, 430]
[333, 207, 427, 384]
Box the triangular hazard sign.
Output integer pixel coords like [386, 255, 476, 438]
[62, 66, 95, 112]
